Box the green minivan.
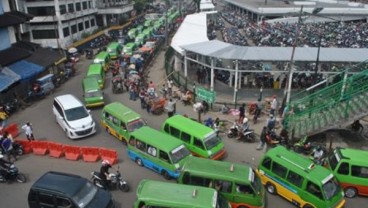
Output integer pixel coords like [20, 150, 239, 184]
[178, 157, 266, 208]
[161, 115, 226, 160]
[101, 102, 146, 144]
[82, 77, 104, 108]
[87, 64, 105, 89]
[106, 42, 122, 59]
[135, 34, 145, 46]
[93, 51, 111, 72]
[123, 42, 136, 56]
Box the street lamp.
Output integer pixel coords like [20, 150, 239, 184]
[284, 6, 324, 105]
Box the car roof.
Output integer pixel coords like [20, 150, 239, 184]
[31, 171, 86, 196]
[103, 102, 141, 122]
[182, 157, 253, 183]
[55, 94, 83, 110]
[339, 147, 368, 164]
[162, 115, 214, 139]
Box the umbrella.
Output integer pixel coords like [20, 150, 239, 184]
[68, 47, 78, 54]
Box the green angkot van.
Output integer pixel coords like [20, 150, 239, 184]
[123, 42, 136, 56]
[106, 42, 122, 59]
[82, 77, 104, 108]
[128, 28, 137, 40]
[136, 25, 144, 33]
[127, 126, 192, 179]
[135, 34, 145, 46]
[93, 51, 110, 72]
[144, 19, 152, 27]
[326, 147, 368, 198]
[161, 115, 226, 160]
[86, 64, 105, 89]
[142, 29, 152, 40]
[179, 157, 266, 208]
[134, 179, 232, 208]
[101, 102, 146, 144]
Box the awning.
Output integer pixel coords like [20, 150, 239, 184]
[0, 67, 21, 92]
[25, 48, 65, 68]
[0, 46, 31, 66]
[8, 60, 44, 80]
[0, 11, 33, 27]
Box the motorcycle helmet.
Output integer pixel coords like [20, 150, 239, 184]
[243, 117, 248, 124]
[102, 160, 110, 166]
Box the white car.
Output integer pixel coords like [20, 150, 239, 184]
[53, 94, 96, 139]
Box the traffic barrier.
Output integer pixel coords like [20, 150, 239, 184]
[31, 141, 49, 155]
[81, 147, 100, 162]
[48, 142, 64, 158]
[63, 145, 81, 161]
[99, 148, 118, 165]
[14, 139, 32, 154]
[4, 123, 19, 138]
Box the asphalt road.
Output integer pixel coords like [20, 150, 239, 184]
[2, 52, 366, 208]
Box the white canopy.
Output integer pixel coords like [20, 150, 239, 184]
[171, 13, 209, 54]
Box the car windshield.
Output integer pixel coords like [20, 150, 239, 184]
[328, 150, 341, 171]
[322, 177, 340, 200]
[251, 170, 262, 193]
[127, 119, 146, 132]
[85, 90, 102, 98]
[169, 145, 191, 164]
[73, 182, 98, 208]
[204, 133, 221, 150]
[216, 192, 230, 208]
[64, 106, 89, 121]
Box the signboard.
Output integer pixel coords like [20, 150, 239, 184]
[196, 87, 216, 103]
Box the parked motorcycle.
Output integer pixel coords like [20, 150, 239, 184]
[238, 126, 257, 143]
[0, 163, 26, 183]
[90, 166, 129, 192]
[227, 121, 240, 138]
[0, 142, 24, 157]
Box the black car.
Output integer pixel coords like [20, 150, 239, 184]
[28, 171, 115, 208]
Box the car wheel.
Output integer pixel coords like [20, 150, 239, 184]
[303, 204, 314, 208]
[135, 158, 143, 166]
[345, 187, 357, 198]
[16, 173, 26, 183]
[266, 182, 277, 194]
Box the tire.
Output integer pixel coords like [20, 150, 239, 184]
[266, 182, 277, 194]
[135, 158, 143, 166]
[16, 173, 26, 183]
[119, 182, 129, 192]
[303, 204, 314, 208]
[16, 148, 24, 156]
[162, 170, 171, 180]
[344, 187, 357, 198]
[227, 133, 234, 138]
[238, 206, 249, 208]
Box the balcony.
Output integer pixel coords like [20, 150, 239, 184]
[29, 8, 98, 23]
[97, 3, 134, 15]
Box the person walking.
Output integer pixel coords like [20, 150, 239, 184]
[166, 99, 176, 118]
[238, 104, 246, 123]
[270, 95, 278, 116]
[167, 79, 173, 97]
[256, 126, 268, 152]
[22, 122, 35, 141]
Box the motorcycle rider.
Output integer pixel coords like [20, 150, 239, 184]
[313, 146, 325, 165]
[0, 154, 12, 180]
[100, 160, 112, 189]
[237, 117, 250, 141]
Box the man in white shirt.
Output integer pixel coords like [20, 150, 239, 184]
[22, 122, 35, 141]
[270, 95, 277, 116]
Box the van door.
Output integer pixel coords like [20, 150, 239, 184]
[103, 112, 121, 140]
[53, 101, 66, 131]
[234, 183, 256, 205]
[192, 137, 206, 158]
[350, 164, 368, 195]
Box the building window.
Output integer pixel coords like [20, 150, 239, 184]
[76, 2, 81, 11]
[78, 22, 84, 31]
[63, 27, 70, 37]
[88, 1, 92, 8]
[68, 3, 74, 13]
[82, 2, 87, 10]
[32, 30, 57, 39]
[91, 19, 95, 27]
[85, 20, 90, 29]
[27, 6, 55, 16]
[60, 5, 66, 15]
[71, 25, 77, 34]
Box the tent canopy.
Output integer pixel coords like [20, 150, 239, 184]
[0, 67, 21, 92]
[8, 60, 44, 80]
[171, 13, 209, 54]
[181, 40, 368, 62]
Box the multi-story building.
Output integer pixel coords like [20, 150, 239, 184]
[21, 0, 134, 49]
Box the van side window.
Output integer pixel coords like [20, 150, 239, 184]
[236, 183, 254, 195]
[159, 151, 170, 163]
[262, 157, 272, 170]
[182, 172, 190, 184]
[163, 124, 170, 133]
[194, 137, 204, 149]
[286, 170, 303, 187]
[169, 126, 180, 138]
[181, 132, 191, 143]
[337, 162, 349, 175]
[136, 139, 146, 152]
[147, 145, 157, 157]
[272, 162, 287, 178]
[129, 136, 135, 146]
[351, 165, 368, 178]
[212, 180, 232, 193]
[38, 193, 55, 207]
[189, 175, 211, 187]
[306, 181, 323, 200]
[112, 117, 119, 125]
[56, 196, 74, 208]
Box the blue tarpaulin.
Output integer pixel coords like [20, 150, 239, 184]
[8, 60, 44, 80]
[0, 67, 21, 92]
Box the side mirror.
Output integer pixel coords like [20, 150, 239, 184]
[58, 116, 64, 120]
